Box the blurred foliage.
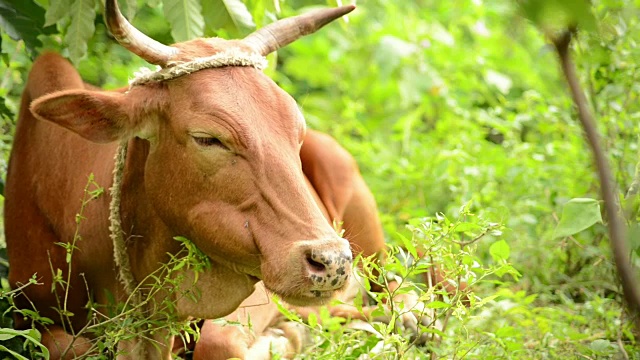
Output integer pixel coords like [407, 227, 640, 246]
[0, 0, 54, 56]
[1, 0, 640, 357]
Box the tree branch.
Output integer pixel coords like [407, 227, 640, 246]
[551, 29, 640, 319]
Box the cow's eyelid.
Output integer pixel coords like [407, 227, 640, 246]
[192, 135, 229, 150]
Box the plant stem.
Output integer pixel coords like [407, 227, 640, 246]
[552, 30, 640, 320]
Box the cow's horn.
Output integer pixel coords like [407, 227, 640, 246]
[242, 5, 356, 56]
[105, 0, 178, 66]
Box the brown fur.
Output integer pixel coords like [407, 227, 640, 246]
[5, 49, 355, 359]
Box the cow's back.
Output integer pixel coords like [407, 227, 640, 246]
[5, 53, 118, 329]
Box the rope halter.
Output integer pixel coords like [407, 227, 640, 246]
[129, 48, 268, 87]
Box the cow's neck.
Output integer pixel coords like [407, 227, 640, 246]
[117, 138, 181, 282]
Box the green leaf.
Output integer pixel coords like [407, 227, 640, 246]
[453, 222, 482, 233]
[0, 0, 54, 55]
[263, 50, 277, 78]
[307, 311, 317, 328]
[589, 339, 615, 355]
[476, 294, 500, 307]
[143, 0, 162, 8]
[124, 0, 137, 20]
[203, 0, 255, 38]
[494, 264, 521, 280]
[485, 70, 512, 95]
[426, 300, 450, 309]
[375, 35, 417, 77]
[353, 287, 363, 313]
[64, 0, 97, 64]
[395, 233, 417, 259]
[0, 97, 13, 121]
[25, 328, 42, 342]
[0, 328, 48, 359]
[552, 198, 603, 239]
[272, 296, 301, 322]
[0, 332, 15, 341]
[496, 326, 518, 338]
[44, 0, 73, 27]
[489, 239, 510, 262]
[0, 344, 29, 360]
[523, 294, 538, 305]
[163, 0, 204, 42]
[519, 0, 597, 33]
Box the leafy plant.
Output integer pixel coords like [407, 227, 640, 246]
[1, 0, 640, 358]
[0, 0, 54, 56]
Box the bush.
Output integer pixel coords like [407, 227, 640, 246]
[1, 0, 639, 358]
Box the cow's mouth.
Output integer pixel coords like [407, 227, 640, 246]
[271, 288, 337, 307]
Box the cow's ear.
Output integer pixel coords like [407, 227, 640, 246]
[30, 90, 132, 143]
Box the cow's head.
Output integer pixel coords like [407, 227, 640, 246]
[30, 0, 355, 306]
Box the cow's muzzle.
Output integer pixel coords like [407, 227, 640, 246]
[298, 239, 352, 292]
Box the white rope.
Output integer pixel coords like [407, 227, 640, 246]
[109, 142, 147, 359]
[129, 48, 268, 87]
[108, 142, 139, 300]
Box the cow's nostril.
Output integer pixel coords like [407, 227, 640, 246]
[306, 255, 326, 273]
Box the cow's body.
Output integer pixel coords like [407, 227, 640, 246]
[6, 51, 374, 359]
[5, 3, 362, 359]
[7, 54, 114, 333]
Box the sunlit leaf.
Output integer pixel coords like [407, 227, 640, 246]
[272, 296, 301, 322]
[125, 0, 137, 20]
[426, 300, 450, 309]
[44, 0, 72, 26]
[552, 198, 603, 239]
[454, 222, 483, 233]
[496, 326, 518, 338]
[375, 35, 417, 77]
[0, 97, 13, 123]
[489, 240, 510, 262]
[307, 311, 317, 328]
[519, 0, 597, 32]
[163, 0, 205, 42]
[65, 0, 97, 64]
[0, 345, 28, 360]
[485, 70, 513, 94]
[0, 0, 54, 55]
[0, 328, 49, 359]
[203, 0, 255, 38]
[396, 233, 417, 259]
[589, 339, 615, 355]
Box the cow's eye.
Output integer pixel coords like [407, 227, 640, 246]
[193, 136, 228, 150]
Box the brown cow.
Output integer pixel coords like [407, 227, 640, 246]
[4, 2, 360, 359]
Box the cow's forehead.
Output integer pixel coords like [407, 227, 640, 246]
[165, 66, 303, 138]
[171, 38, 254, 63]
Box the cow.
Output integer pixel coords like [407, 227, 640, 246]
[4, 1, 363, 359]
